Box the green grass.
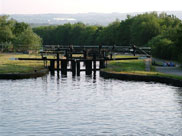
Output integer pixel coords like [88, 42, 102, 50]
[112, 54, 139, 59]
[152, 72, 182, 80]
[103, 58, 182, 80]
[105, 59, 145, 72]
[1, 53, 182, 80]
[0, 53, 45, 74]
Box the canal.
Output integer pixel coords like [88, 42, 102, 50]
[0, 72, 182, 135]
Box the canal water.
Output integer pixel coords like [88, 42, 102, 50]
[0, 72, 182, 136]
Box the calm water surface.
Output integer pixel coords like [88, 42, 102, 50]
[0, 72, 182, 136]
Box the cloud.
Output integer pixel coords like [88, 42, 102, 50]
[1, 0, 182, 14]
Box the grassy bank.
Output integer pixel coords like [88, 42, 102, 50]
[105, 59, 145, 72]
[103, 59, 182, 80]
[0, 53, 45, 74]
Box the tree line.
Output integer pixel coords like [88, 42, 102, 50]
[33, 12, 182, 62]
[0, 16, 41, 52]
[1, 12, 182, 62]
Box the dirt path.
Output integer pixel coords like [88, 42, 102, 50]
[155, 66, 182, 76]
[152, 58, 182, 76]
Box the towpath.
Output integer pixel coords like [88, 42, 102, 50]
[152, 58, 182, 76]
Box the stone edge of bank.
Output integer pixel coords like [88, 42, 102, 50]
[0, 69, 49, 80]
[100, 70, 182, 87]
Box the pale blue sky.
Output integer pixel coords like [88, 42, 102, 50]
[0, 0, 182, 14]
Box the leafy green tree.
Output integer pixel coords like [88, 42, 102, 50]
[14, 28, 42, 51]
[103, 20, 120, 45]
[0, 16, 15, 43]
[32, 12, 182, 62]
[13, 22, 29, 36]
[69, 22, 86, 44]
[148, 35, 174, 59]
[33, 26, 56, 45]
[0, 15, 42, 52]
[54, 23, 72, 45]
[116, 17, 134, 45]
[131, 13, 161, 46]
[0, 26, 14, 42]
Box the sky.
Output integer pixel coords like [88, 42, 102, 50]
[0, 0, 182, 14]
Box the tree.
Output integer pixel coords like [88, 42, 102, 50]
[116, 17, 134, 45]
[13, 22, 29, 36]
[0, 26, 14, 42]
[0, 15, 42, 52]
[130, 13, 161, 46]
[0, 16, 15, 43]
[148, 35, 174, 59]
[14, 28, 42, 51]
[32, 12, 182, 62]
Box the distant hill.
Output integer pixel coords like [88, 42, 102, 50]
[1, 11, 182, 27]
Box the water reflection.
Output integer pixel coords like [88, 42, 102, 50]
[0, 72, 182, 135]
[174, 87, 182, 117]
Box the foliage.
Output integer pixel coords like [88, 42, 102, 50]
[33, 12, 182, 61]
[103, 59, 182, 80]
[148, 35, 175, 59]
[130, 12, 161, 46]
[105, 59, 145, 72]
[0, 16, 42, 52]
[148, 22, 182, 61]
[0, 53, 44, 74]
[14, 28, 42, 51]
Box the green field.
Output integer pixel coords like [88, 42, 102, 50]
[0, 53, 45, 74]
[1, 53, 182, 80]
[105, 59, 145, 72]
[103, 58, 182, 80]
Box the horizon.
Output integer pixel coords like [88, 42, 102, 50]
[1, 10, 182, 15]
[1, 0, 182, 14]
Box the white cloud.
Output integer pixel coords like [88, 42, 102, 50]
[0, 0, 3, 14]
[1, 0, 182, 14]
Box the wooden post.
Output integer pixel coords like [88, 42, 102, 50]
[70, 52, 72, 59]
[102, 50, 105, 58]
[71, 60, 76, 76]
[110, 53, 112, 59]
[65, 49, 68, 59]
[49, 60, 55, 71]
[49, 60, 55, 75]
[76, 60, 80, 76]
[93, 54, 96, 75]
[132, 45, 136, 56]
[100, 60, 105, 69]
[42, 56, 47, 68]
[57, 53, 60, 73]
[61, 59, 67, 75]
[83, 50, 87, 59]
[85, 60, 92, 75]
[69, 45, 73, 59]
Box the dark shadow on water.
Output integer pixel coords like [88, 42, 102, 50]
[93, 73, 97, 83]
[50, 71, 55, 76]
[57, 72, 60, 79]
[174, 87, 182, 116]
[48, 70, 99, 85]
[61, 74, 67, 78]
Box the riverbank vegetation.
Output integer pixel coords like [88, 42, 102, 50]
[33, 12, 182, 62]
[103, 59, 182, 80]
[1, 12, 182, 63]
[105, 60, 146, 72]
[0, 54, 44, 74]
[1, 12, 182, 77]
[0, 16, 41, 52]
